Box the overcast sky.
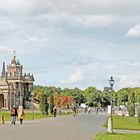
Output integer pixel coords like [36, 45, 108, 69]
[0, 0, 140, 90]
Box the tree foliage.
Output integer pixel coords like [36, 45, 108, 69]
[39, 93, 49, 116]
[35, 85, 140, 116]
[49, 93, 54, 114]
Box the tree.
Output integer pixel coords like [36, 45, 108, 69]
[101, 88, 110, 107]
[72, 88, 85, 105]
[61, 96, 68, 108]
[54, 96, 61, 107]
[84, 87, 102, 107]
[49, 93, 54, 114]
[128, 103, 135, 117]
[126, 90, 135, 117]
[117, 88, 129, 105]
[138, 106, 140, 123]
[60, 96, 74, 109]
[34, 89, 41, 103]
[39, 93, 49, 116]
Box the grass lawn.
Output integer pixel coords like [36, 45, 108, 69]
[104, 115, 140, 130]
[0, 111, 72, 123]
[94, 133, 140, 140]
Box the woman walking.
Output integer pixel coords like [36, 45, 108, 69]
[11, 105, 18, 125]
[18, 106, 25, 125]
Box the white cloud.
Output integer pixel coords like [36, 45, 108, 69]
[0, 0, 33, 15]
[91, 65, 96, 70]
[0, 46, 10, 52]
[119, 75, 140, 88]
[68, 15, 115, 28]
[0, 0, 140, 90]
[60, 68, 83, 84]
[127, 23, 140, 37]
[45, 13, 115, 28]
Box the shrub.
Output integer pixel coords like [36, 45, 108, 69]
[138, 106, 140, 123]
[128, 103, 135, 117]
[40, 93, 49, 116]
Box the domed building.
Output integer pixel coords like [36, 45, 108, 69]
[0, 53, 34, 109]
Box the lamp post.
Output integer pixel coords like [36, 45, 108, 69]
[107, 76, 114, 133]
[31, 92, 34, 120]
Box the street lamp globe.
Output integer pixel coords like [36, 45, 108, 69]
[109, 76, 114, 90]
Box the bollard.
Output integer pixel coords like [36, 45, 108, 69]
[1, 114, 4, 124]
[107, 116, 113, 133]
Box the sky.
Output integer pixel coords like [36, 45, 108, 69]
[0, 0, 140, 90]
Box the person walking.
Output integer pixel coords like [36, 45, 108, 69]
[73, 106, 77, 117]
[11, 105, 18, 125]
[59, 108, 62, 115]
[88, 107, 91, 114]
[53, 106, 57, 118]
[85, 107, 87, 113]
[18, 106, 25, 125]
[96, 107, 99, 115]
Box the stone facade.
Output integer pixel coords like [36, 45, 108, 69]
[0, 54, 34, 110]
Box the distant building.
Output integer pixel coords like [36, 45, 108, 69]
[0, 53, 34, 109]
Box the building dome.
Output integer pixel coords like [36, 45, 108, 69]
[11, 56, 17, 65]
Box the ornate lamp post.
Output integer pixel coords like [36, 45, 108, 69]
[107, 76, 114, 133]
[31, 92, 34, 120]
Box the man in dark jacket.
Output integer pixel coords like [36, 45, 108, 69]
[11, 105, 18, 125]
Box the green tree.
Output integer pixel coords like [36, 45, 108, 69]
[84, 87, 102, 107]
[49, 93, 54, 114]
[101, 88, 110, 107]
[117, 88, 129, 105]
[39, 93, 49, 116]
[127, 90, 135, 117]
[138, 106, 140, 123]
[128, 103, 135, 117]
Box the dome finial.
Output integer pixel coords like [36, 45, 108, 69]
[13, 50, 16, 59]
[11, 50, 17, 65]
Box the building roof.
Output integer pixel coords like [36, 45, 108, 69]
[11, 56, 17, 65]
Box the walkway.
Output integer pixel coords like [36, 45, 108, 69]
[0, 111, 108, 140]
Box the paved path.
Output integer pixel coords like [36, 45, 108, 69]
[0, 111, 108, 140]
[114, 129, 140, 134]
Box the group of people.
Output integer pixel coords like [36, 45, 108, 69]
[84, 106, 91, 114]
[84, 106, 107, 114]
[11, 105, 25, 125]
[11, 105, 59, 125]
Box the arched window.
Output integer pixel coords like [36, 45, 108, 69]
[0, 94, 4, 108]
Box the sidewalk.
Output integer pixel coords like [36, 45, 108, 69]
[114, 129, 140, 134]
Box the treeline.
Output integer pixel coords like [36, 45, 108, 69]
[33, 85, 140, 118]
[33, 86, 140, 111]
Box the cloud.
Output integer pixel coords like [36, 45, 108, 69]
[0, 0, 140, 90]
[127, 23, 140, 37]
[0, 46, 10, 52]
[68, 15, 115, 28]
[60, 68, 83, 84]
[119, 75, 140, 88]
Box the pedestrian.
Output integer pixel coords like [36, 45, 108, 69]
[73, 106, 77, 117]
[59, 108, 62, 115]
[11, 105, 18, 125]
[18, 105, 25, 125]
[85, 107, 87, 113]
[53, 106, 57, 118]
[88, 107, 91, 114]
[96, 107, 99, 115]
[76, 106, 79, 115]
